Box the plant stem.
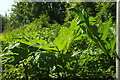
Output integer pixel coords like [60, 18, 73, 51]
[23, 63, 29, 80]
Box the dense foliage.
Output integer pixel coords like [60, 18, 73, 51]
[0, 2, 116, 80]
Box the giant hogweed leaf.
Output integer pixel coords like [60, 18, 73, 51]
[71, 18, 77, 29]
[108, 35, 116, 57]
[32, 42, 58, 52]
[63, 27, 86, 54]
[54, 18, 81, 52]
[100, 18, 112, 40]
[64, 27, 86, 54]
[54, 27, 71, 51]
[54, 29, 74, 51]
[17, 35, 47, 46]
[35, 44, 58, 52]
[63, 32, 75, 54]
[32, 38, 47, 45]
[16, 35, 58, 51]
[110, 35, 116, 52]
[54, 27, 68, 43]
[17, 34, 58, 52]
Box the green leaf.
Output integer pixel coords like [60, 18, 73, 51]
[54, 26, 74, 51]
[89, 17, 96, 25]
[71, 18, 77, 29]
[110, 35, 116, 51]
[40, 44, 58, 52]
[101, 18, 112, 40]
[6, 42, 30, 65]
[33, 43, 58, 52]
[74, 34, 88, 41]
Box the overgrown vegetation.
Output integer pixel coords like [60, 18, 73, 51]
[0, 2, 116, 80]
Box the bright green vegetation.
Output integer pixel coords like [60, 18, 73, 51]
[0, 2, 116, 80]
